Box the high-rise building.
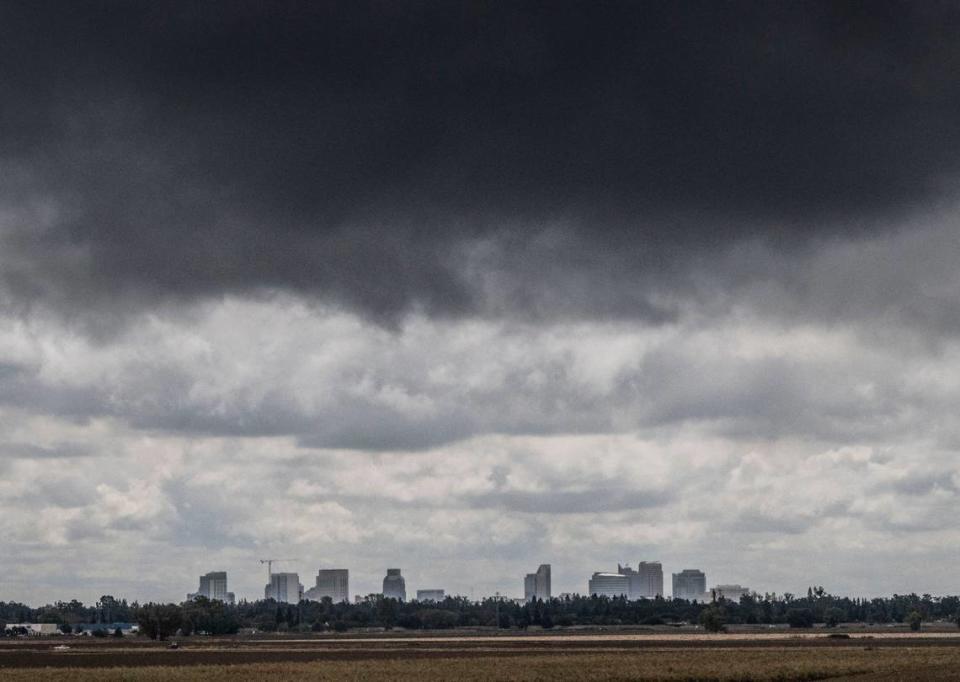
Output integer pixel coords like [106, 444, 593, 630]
[304, 568, 349, 603]
[672, 569, 707, 601]
[588, 572, 630, 598]
[265, 572, 303, 603]
[617, 561, 663, 599]
[523, 564, 551, 602]
[382, 568, 406, 601]
[188, 571, 235, 604]
[637, 561, 664, 598]
[416, 589, 445, 602]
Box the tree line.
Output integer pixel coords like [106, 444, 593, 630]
[3, 588, 960, 639]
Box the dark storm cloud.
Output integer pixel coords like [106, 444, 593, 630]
[2, 1, 960, 322]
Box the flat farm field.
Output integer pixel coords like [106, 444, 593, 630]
[3, 631, 960, 680]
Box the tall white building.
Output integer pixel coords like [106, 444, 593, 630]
[588, 572, 630, 597]
[382, 568, 406, 601]
[672, 569, 707, 601]
[265, 572, 303, 603]
[524, 564, 551, 602]
[637, 561, 664, 598]
[617, 562, 663, 599]
[304, 568, 349, 603]
[188, 571, 235, 604]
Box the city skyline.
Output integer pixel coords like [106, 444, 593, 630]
[136, 560, 753, 606]
[3, 1, 960, 605]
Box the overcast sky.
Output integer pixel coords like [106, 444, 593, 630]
[3, 1, 960, 604]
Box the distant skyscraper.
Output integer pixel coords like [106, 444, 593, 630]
[382, 568, 406, 601]
[617, 561, 663, 599]
[523, 564, 551, 602]
[637, 561, 664, 598]
[304, 568, 349, 603]
[188, 571, 235, 604]
[672, 569, 707, 601]
[416, 589, 445, 602]
[524, 574, 536, 601]
[588, 571, 630, 597]
[265, 572, 303, 603]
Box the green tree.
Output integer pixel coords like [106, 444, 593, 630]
[907, 610, 922, 631]
[376, 597, 398, 629]
[786, 608, 815, 628]
[824, 607, 845, 628]
[699, 605, 726, 633]
[137, 604, 182, 640]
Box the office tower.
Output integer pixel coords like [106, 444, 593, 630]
[265, 572, 303, 603]
[588, 571, 630, 598]
[637, 561, 664, 598]
[416, 589, 445, 602]
[672, 569, 707, 601]
[188, 571, 235, 604]
[382, 568, 406, 601]
[524, 574, 537, 602]
[523, 564, 551, 602]
[616, 561, 664, 599]
[304, 568, 349, 603]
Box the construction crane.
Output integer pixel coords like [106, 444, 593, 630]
[259, 558, 296, 584]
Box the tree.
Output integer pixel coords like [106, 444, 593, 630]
[376, 597, 398, 629]
[97, 595, 119, 624]
[418, 609, 458, 629]
[137, 604, 183, 641]
[824, 608, 845, 628]
[786, 608, 815, 628]
[699, 605, 726, 633]
[907, 610, 922, 631]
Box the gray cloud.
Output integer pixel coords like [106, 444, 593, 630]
[3, 2, 960, 327]
[465, 488, 673, 514]
[0, 442, 94, 460]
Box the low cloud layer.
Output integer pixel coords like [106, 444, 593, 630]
[1, 281, 959, 601]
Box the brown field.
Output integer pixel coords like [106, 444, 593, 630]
[3, 631, 960, 680]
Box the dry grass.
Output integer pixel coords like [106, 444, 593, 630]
[4, 646, 960, 681]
